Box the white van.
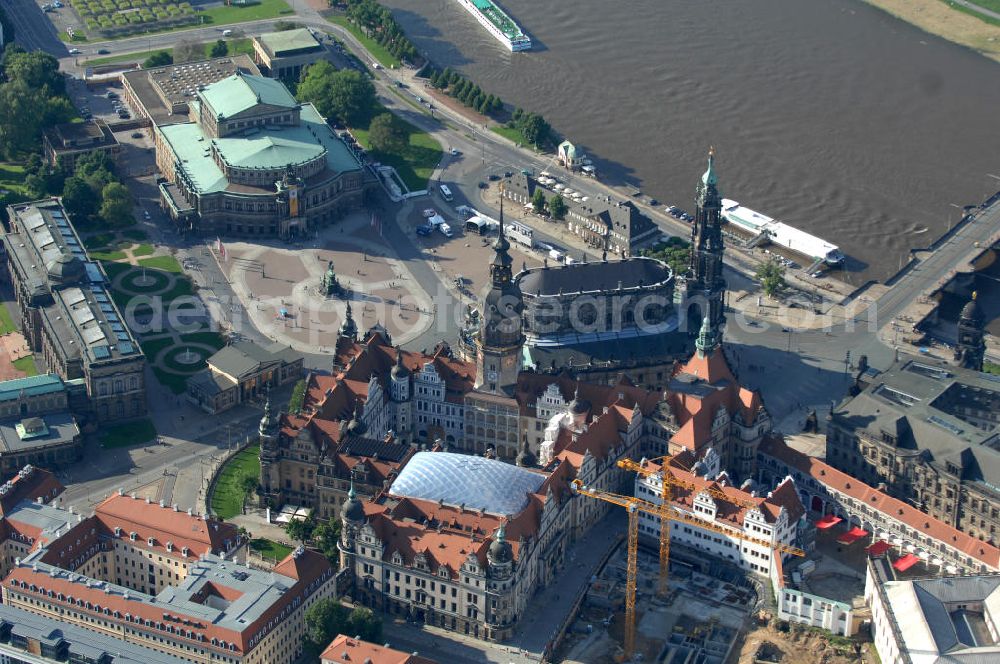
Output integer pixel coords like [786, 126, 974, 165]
[548, 248, 565, 263]
[222, 29, 233, 36]
[438, 223, 453, 238]
[438, 184, 453, 202]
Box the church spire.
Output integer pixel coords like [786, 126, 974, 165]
[695, 315, 719, 357]
[686, 147, 727, 338]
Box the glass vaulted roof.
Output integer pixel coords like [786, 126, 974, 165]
[389, 452, 545, 517]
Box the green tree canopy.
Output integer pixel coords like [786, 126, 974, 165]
[549, 194, 568, 220]
[62, 176, 98, 221]
[297, 63, 375, 126]
[210, 40, 228, 58]
[367, 112, 408, 154]
[531, 188, 547, 214]
[3, 50, 64, 94]
[143, 51, 173, 68]
[518, 112, 551, 147]
[304, 597, 349, 656]
[99, 182, 133, 228]
[641, 236, 691, 274]
[756, 257, 786, 298]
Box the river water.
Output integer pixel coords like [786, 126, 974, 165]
[380, 0, 1000, 281]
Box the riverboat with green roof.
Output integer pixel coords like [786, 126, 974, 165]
[456, 0, 531, 51]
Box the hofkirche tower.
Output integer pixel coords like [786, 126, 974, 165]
[474, 192, 525, 396]
[684, 147, 727, 337]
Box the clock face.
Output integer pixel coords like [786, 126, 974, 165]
[503, 355, 517, 369]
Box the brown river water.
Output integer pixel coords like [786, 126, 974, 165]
[379, 0, 1000, 281]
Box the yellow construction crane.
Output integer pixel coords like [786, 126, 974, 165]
[616, 456, 763, 598]
[570, 477, 804, 660]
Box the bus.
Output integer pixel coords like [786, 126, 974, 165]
[507, 219, 533, 248]
[438, 184, 453, 202]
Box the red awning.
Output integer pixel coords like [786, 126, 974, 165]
[837, 526, 869, 545]
[866, 540, 891, 556]
[893, 553, 920, 572]
[815, 515, 843, 530]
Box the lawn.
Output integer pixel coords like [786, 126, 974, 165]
[211, 443, 261, 519]
[89, 249, 127, 262]
[0, 163, 30, 197]
[945, 0, 1000, 26]
[86, 38, 256, 67]
[132, 243, 155, 257]
[351, 106, 442, 191]
[138, 335, 175, 360]
[138, 255, 183, 273]
[327, 15, 400, 69]
[491, 125, 530, 146]
[99, 417, 157, 448]
[0, 304, 17, 336]
[12, 356, 38, 377]
[249, 537, 293, 561]
[201, 0, 293, 25]
[84, 232, 117, 252]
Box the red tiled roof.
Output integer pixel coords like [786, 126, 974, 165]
[760, 436, 1000, 569]
[0, 466, 64, 516]
[321, 634, 438, 664]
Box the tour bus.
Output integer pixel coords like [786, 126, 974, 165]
[439, 184, 453, 202]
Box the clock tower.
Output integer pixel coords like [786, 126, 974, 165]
[475, 193, 524, 395]
[685, 147, 727, 337]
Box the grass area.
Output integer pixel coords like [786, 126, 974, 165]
[99, 417, 157, 449]
[138, 255, 183, 273]
[84, 233, 117, 252]
[0, 162, 30, 197]
[985, 360, 1000, 375]
[351, 106, 441, 191]
[86, 38, 256, 67]
[249, 537, 293, 561]
[60, 31, 89, 43]
[132, 243, 155, 257]
[328, 15, 400, 69]
[138, 335, 175, 360]
[179, 331, 225, 349]
[0, 304, 17, 336]
[945, 0, 1000, 26]
[491, 125, 530, 146]
[202, 0, 293, 25]
[211, 443, 260, 519]
[89, 249, 127, 262]
[12, 356, 38, 377]
[287, 378, 306, 414]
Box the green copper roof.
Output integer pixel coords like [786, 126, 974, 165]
[0, 374, 65, 403]
[702, 149, 718, 187]
[215, 134, 324, 170]
[258, 28, 321, 56]
[201, 73, 297, 120]
[158, 102, 362, 195]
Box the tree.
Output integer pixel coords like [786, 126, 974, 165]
[210, 40, 228, 58]
[348, 607, 382, 643]
[99, 182, 133, 227]
[756, 257, 786, 298]
[297, 63, 375, 125]
[239, 473, 258, 514]
[0, 81, 44, 159]
[284, 510, 316, 544]
[549, 194, 567, 220]
[518, 112, 550, 147]
[531, 188, 547, 215]
[304, 597, 349, 656]
[312, 521, 341, 565]
[3, 50, 64, 94]
[642, 236, 691, 274]
[61, 176, 98, 221]
[273, 20, 300, 31]
[367, 112, 408, 154]
[173, 40, 205, 64]
[143, 51, 173, 68]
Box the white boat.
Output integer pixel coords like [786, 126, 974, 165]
[721, 198, 845, 266]
[455, 0, 531, 52]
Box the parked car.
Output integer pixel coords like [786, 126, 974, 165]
[143, 210, 151, 220]
[478, 181, 488, 189]
[131, 132, 143, 139]
[488, 174, 500, 181]
[422, 208, 436, 218]
[438, 223, 453, 238]
[449, 148, 461, 156]
[97, 49, 110, 55]
[68, 48, 81, 55]
[106, 91, 117, 98]
[415, 224, 433, 237]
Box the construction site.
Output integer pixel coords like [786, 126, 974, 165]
[559, 544, 754, 663]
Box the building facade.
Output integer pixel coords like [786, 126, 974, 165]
[42, 119, 120, 171]
[2, 199, 146, 424]
[1, 492, 335, 664]
[252, 28, 331, 81]
[187, 341, 303, 414]
[826, 356, 1000, 544]
[155, 72, 373, 237]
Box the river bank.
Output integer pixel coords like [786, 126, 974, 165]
[861, 0, 1000, 61]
